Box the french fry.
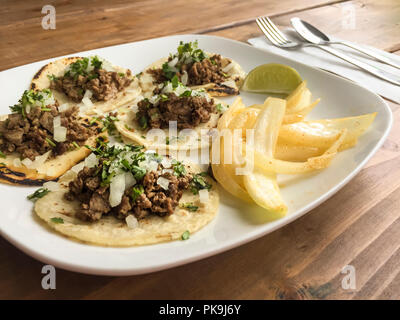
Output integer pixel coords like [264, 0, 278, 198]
[286, 80, 307, 110]
[275, 143, 322, 161]
[252, 129, 347, 174]
[279, 113, 376, 150]
[243, 97, 287, 217]
[212, 97, 254, 202]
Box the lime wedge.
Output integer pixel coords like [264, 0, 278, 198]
[242, 63, 302, 94]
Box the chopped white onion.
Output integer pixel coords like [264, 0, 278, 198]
[181, 71, 188, 86]
[157, 176, 170, 190]
[43, 181, 61, 191]
[222, 62, 234, 73]
[162, 168, 173, 175]
[83, 89, 93, 99]
[25, 105, 31, 114]
[53, 126, 67, 142]
[31, 151, 51, 169]
[162, 82, 173, 94]
[199, 189, 209, 204]
[161, 157, 172, 168]
[168, 57, 178, 68]
[21, 158, 33, 167]
[109, 173, 126, 207]
[71, 161, 85, 173]
[124, 171, 136, 189]
[58, 103, 69, 112]
[140, 158, 158, 172]
[174, 85, 187, 96]
[13, 158, 22, 167]
[101, 59, 115, 72]
[84, 153, 99, 168]
[82, 97, 93, 108]
[53, 115, 61, 128]
[125, 215, 139, 229]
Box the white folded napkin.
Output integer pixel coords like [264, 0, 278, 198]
[248, 29, 400, 104]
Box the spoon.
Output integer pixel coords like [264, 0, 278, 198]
[290, 17, 400, 70]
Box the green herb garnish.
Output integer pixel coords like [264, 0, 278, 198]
[190, 172, 211, 195]
[131, 185, 144, 202]
[180, 90, 192, 97]
[47, 74, 58, 81]
[180, 203, 198, 212]
[50, 217, 64, 224]
[181, 230, 190, 240]
[71, 141, 80, 149]
[91, 56, 103, 69]
[45, 137, 56, 148]
[27, 188, 50, 201]
[101, 114, 119, 135]
[171, 75, 179, 89]
[215, 103, 225, 113]
[0, 151, 5, 159]
[172, 160, 186, 177]
[10, 89, 54, 117]
[138, 115, 148, 130]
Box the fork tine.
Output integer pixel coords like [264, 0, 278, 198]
[256, 17, 283, 46]
[261, 17, 289, 44]
[256, 18, 279, 46]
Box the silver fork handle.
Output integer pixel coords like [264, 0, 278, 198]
[313, 45, 400, 86]
[334, 40, 400, 70]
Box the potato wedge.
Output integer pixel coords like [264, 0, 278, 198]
[243, 97, 287, 217]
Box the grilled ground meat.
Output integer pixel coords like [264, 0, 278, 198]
[64, 164, 192, 222]
[148, 54, 227, 85]
[0, 105, 95, 160]
[50, 69, 132, 102]
[187, 54, 226, 85]
[136, 93, 215, 129]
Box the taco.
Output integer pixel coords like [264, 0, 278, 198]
[34, 141, 219, 246]
[116, 76, 228, 150]
[0, 89, 105, 185]
[139, 40, 246, 97]
[30, 55, 141, 115]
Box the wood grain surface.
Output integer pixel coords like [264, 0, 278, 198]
[1, 0, 399, 300]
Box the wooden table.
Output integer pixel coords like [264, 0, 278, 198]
[1, 0, 399, 300]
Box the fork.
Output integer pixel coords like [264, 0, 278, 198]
[255, 16, 400, 86]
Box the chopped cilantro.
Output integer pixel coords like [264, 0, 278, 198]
[0, 151, 5, 158]
[118, 72, 125, 77]
[171, 75, 179, 88]
[216, 103, 225, 113]
[10, 89, 54, 117]
[172, 160, 186, 177]
[160, 94, 169, 101]
[190, 172, 211, 195]
[71, 141, 80, 149]
[47, 74, 58, 81]
[181, 230, 190, 240]
[27, 188, 50, 201]
[131, 185, 144, 202]
[91, 56, 103, 69]
[50, 217, 64, 224]
[162, 62, 176, 80]
[180, 90, 192, 97]
[101, 114, 119, 135]
[138, 115, 148, 130]
[180, 203, 198, 212]
[45, 137, 56, 148]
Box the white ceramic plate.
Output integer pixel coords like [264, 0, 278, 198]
[0, 35, 392, 276]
